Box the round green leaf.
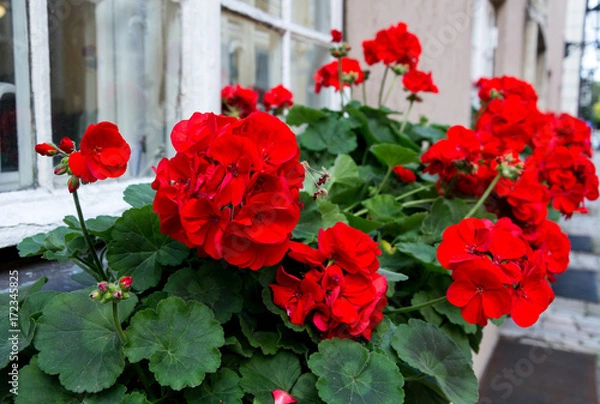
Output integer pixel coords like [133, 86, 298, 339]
[15, 357, 74, 404]
[164, 263, 243, 323]
[391, 319, 479, 404]
[185, 368, 244, 404]
[370, 144, 419, 168]
[308, 339, 405, 404]
[107, 205, 189, 292]
[34, 289, 137, 393]
[239, 351, 302, 403]
[125, 296, 224, 391]
[121, 391, 152, 404]
[290, 373, 324, 404]
[123, 183, 156, 208]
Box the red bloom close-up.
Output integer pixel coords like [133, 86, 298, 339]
[221, 84, 258, 118]
[402, 69, 438, 95]
[264, 84, 294, 112]
[68, 121, 131, 183]
[314, 57, 365, 93]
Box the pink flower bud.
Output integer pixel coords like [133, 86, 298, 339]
[35, 143, 58, 156]
[273, 390, 296, 404]
[67, 176, 80, 193]
[112, 291, 122, 299]
[54, 165, 68, 176]
[98, 281, 109, 292]
[58, 137, 75, 154]
[89, 291, 102, 300]
[119, 276, 133, 291]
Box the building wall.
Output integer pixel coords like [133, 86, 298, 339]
[345, 0, 475, 127]
[562, 0, 587, 115]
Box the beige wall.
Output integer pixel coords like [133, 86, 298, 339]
[545, 0, 568, 112]
[346, 0, 475, 127]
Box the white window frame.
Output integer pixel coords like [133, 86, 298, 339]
[0, 0, 343, 248]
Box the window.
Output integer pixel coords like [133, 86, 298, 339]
[221, 0, 341, 109]
[47, 0, 182, 179]
[0, 1, 33, 191]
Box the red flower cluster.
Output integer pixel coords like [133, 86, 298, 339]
[221, 84, 258, 118]
[438, 218, 554, 327]
[314, 57, 365, 94]
[402, 69, 438, 95]
[152, 111, 305, 270]
[264, 84, 294, 112]
[392, 165, 416, 183]
[362, 22, 421, 68]
[270, 222, 387, 340]
[35, 122, 131, 193]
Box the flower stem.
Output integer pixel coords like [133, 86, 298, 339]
[378, 66, 390, 107]
[112, 301, 127, 345]
[401, 198, 436, 207]
[382, 77, 398, 106]
[395, 184, 435, 201]
[72, 190, 106, 281]
[386, 296, 447, 314]
[373, 167, 393, 197]
[362, 81, 367, 105]
[400, 100, 414, 133]
[464, 173, 501, 219]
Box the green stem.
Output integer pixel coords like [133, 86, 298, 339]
[133, 363, 158, 402]
[401, 198, 436, 207]
[395, 184, 435, 201]
[400, 100, 414, 133]
[386, 296, 447, 314]
[464, 173, 501, 219]
[382, 77, 398, 106]
[72, 190, 106, 281]
[112, 301, 127, 345]
[378, 66, 390, 107]
[362, 81, 367, 105]
[338, 58, 344, 111]
[373, 167, 393, 197]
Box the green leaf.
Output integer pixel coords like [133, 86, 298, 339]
[123, 183, 156, 208]
[411, 125, 448, 143]
[391, 319, 479, 404]
[344, 213, 384, 233]
[18, 227, 85, 263]
[163, 263, 243, 323]
[362, 195, 403, 223]
[396, 242, 438, 264]
[286, 105, 328, 126]
[17, 232, 47, 257]
[300, 117, 358, 154]
[185, 368, 244, 404]
[326, 154, 363, 204]
[107, 205, 189, 292]
[421, 198, 470, 239]
[432, 299, 478, 334]
[293, 192, 322, 242]
[317, 200, 348, 229]
[125, 296, 224, 391]
[370, 143, 419, 168]
[121, 392, 152, 404]
[308, 339, 405, 404]
[34, 288, 137, 393]
[86, 215, 118, 240]
[359, 106, 398, 144]
[290, 373, 324, 404]
[377, 268, 409, 282]
[239, 351, 302, 403]
[238, 311, 280, 355]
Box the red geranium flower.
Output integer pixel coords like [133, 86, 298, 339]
[58, 137, 75, 154]
[221, 84, 258, 118]
[314, 57, 365, 93]
[402, 69, 438, 94]
[331, 29, 343, 43]
[35, 143, 58, 156]
[392, 165, 416, 183]
[264, 84, 294, 112]
[361, 22, 421, 68]
[68, 122, 131, 183]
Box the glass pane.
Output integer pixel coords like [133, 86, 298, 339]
[292, 0, 330, 33]
[239, 0, 281, 17]
[291, 39, 331, 109]
[0, 2, 17, 174]
[47, 0, 182, 178]
[221, 12, 282, 103]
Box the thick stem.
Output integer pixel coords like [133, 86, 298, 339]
[386, 296, 447, 314]
[400, 100, 414, 133]
[464, 173, 501, 219]
[378, 66, 390, 107]
[72, 190, 106, 281]
[112, 301, 127, 345]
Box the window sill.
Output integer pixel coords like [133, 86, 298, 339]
[0, 178, 151, 248]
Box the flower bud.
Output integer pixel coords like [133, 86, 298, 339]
[54, 162, 69, 176]
[58, 137, 75, 154]
[35, 143, 58, 156]
[67, 176, 80, 193]
[89, 291, 102, 300]
[391, 64, 409, 76]
[119, 276, 133, 292]
[98, 281, 109, 292]
[112, 290, 123, 300]
[330, 29, 343, 43]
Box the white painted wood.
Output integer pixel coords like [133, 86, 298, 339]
[281, 0, 292, 88]
[29, 0, 54, 191]
[181, 0, 221, 116]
